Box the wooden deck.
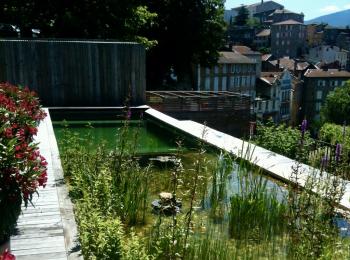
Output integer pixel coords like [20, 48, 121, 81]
[10, 109, 81, 260]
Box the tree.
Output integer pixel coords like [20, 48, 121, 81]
[321, 81, 350, 125]
[233, 5, 249, 26]
[0, 0, 226, 89]
[141, 0, 226, 88]
[0, 0, 157, 47]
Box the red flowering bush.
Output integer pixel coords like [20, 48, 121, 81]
[0, 249, 15, 260]
[0, 82, 47, 243]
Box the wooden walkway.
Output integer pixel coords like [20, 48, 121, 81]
[11, 109, 81, 260]
[145, 108, 350, 211]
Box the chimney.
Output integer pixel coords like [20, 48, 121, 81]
[261, 0, 264, 4]
[276, 59, 280, 70]
[294, 59, 298, 74]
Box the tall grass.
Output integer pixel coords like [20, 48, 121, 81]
[57, 117, 350, 260]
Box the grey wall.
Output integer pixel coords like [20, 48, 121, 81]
[0, 39, 146, 106]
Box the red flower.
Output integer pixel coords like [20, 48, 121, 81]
[1, 249, 16, 260]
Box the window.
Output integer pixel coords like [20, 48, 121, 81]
[334, 80, 338, 87]
[316, 90, 322, 100]
[222, 77, 227, 91]
[214, 77, 219, 91]
[222, 64, 227, 74]
[281, 40, 285, 45]
[251, 76, 256, 86]
[205, 77, 210, 90]
[214, 66, 219, 74]
[242, 76, 247, 86]
[317, 80, 325, 87]
[276, 32, 280, 38]
[273, 100, 276, 109]
[265, 102, 269, 110]
[205, 68, 210, 75]
[315, 102, 321, 112]
[231, 65, 235, 73]
[342, 81, 346, 86]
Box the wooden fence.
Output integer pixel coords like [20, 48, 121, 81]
[0, 39, 146, 106]
[146, 91, 252, 137]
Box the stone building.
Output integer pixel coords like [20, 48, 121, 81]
[306, 24, 324, 48]
[267, 9, 304, 24]
[232, 45, 262, 76]
[302, 69, 350, 121]
[306, 45, 349, 70]
[232, 1, 284, 23]
[195, 52, 257, 99]
[255, 70, 292, 123]
[271, 20, 306, 58]
[255, 29, 271, 48]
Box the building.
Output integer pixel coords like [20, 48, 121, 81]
[232, 45, 262, 76]
[306, 24, 324, 48]
[268, 9, 304, 24]
[195, 52, 257, 99]
[224, 9, 238, 24]
[232, 1, 284, 23]
[336, 32, 350, 52]
[323, 26, 350, 46]
[264, 57, 313, 78]
[271, 20, 306, 58]
[227, 26, 256, 47]
[255, 29, 271, 48]
[302, 69, 350, 121]
[306, 45, 349, 70]
[255, 70, 292, 123]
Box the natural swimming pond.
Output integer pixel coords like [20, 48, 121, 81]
[53, 120, 179, 154]
[53, 114, 350, 259]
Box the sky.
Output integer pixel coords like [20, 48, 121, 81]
[225, 0, 350, 20]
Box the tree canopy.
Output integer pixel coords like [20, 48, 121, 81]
[0, 0, 226, 89]
[233, 5, 249, 26]
[321, 81, 350, 125]
[0, 0, 157, 47]
[142, 0, 226, 88]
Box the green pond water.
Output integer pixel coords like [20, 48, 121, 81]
[53, 119, 287, 218]
[53, 120, 180, 155]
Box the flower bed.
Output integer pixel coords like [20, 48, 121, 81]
[0, 82, 47, 244]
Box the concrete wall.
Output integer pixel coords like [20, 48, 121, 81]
[0, 39, 146, 106]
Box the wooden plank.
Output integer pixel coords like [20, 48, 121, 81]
[0, 40, 146, 106]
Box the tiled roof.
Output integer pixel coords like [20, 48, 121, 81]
[218, 52, 255, 64]
[272, 19, 303, 25]
[304, 69, 350, 78]
[269, 57, 310, 71]
[270, 9, 297, 15]
[260, 72, 283, 85]
[232, 45, 261, 55]
[262, 54, 273, 61]
[256, 29, 271, 37]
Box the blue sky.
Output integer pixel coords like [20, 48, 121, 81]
[225, 0, 350, 20]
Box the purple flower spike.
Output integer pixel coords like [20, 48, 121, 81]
[335, 143, 342, 162]
[301, 119, 307, 134]
[321, 155, 328, 169]
[126, 109, 131, 120]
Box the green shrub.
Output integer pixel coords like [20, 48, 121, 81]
[76, 200, 124, 260]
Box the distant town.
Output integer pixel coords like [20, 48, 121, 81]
[206, 0, 350, 128]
